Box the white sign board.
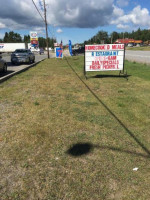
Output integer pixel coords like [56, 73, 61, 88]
[85, 44, 125, 72]
[54, 43, 59, 47]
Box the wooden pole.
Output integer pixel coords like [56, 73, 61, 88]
[43, 0, 50, 59]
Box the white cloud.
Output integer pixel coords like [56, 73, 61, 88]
[0, 22, 6, 29]
[111, 5, 150, 29]
[0, 0, 115, 29]
[46, 0, 114, 28]
[116, 0, 129, 7]
[117, 24, 130, 29]
[112, 5, 124, 17]
[56, 28, 63, 33]
[0, 0, 44, 30]
[0, 0, 150, 32]
[129, 6, 150, 26]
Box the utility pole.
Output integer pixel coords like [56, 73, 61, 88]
[123, 32, 124, 44]
[111, 34, 113, 44]
[43, 0, 50, 58]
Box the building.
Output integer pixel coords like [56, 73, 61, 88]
[115, 39, 143, 45]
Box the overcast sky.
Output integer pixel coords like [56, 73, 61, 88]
[0, 0, 150, 44]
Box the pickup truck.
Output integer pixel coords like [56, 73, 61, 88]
[72, 47, 85, 56]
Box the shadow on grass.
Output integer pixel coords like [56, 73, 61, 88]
[88, 74, 131, 79]
[66, 143, 93, 156]
[66, 142, 150, 158]
[64, 56, 150, 158]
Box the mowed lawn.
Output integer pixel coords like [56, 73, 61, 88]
[0, 56, 150, 200]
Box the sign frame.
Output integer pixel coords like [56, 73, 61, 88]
[84, 44, 127, 78]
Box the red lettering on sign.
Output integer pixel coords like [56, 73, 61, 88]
[112, 44, 124, 50]
[86, 45, 105, 51]
[90, 64, 101, 70]
[108, 56, 116, 60]
[58, 49, 62, 57]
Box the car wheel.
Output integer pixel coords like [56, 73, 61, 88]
[28, 58, 31, 64]
[3, 64, 7, 73]
[11, 61, 15, 65]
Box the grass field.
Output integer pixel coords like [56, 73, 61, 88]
[0, 57, 150, 200]
[126, 46, 150, 51]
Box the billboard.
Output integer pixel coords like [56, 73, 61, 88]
[85, 44, 125, 72]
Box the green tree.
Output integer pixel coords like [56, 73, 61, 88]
[3, 31, 22, 43]
[4, 32, 9, 42]
[24, 35, 30, 43]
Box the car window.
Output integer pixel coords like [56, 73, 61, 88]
[15, 49, 28, 53]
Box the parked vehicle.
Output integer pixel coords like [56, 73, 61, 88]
[72, 46, 85, 56]
[0, 43, 26, 53]
[39, 48, 44, 54]
[127, 43, 133, 47]
[0, 54, 7, 73]
[11, 49, 35, 64]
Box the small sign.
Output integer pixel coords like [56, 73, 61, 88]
[54, 43, 59, 47]
[85, 44, 125, 72]
[0, 44, 4, 49]
[69, 40, 73, 56]
[56, 47, 63, 58]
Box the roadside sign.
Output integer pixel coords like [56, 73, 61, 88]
[30, 32, 38, 39]
[85, 44, 125, 72]
[31, 40, 38, 45]
[30, 31, 38, 48]
[56, 47, 63, 58]
[54, 43, 59, 47]
[69, 40, 73, 56]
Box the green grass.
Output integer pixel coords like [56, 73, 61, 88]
[0, 57, 150, 200]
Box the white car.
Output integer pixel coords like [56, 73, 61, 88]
[128, 43, 133, 47]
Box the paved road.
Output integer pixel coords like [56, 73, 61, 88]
[125, 50, 150, 64]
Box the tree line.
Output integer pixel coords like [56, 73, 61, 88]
[0, 31, 56, 48]
[84, 28, 150, 44]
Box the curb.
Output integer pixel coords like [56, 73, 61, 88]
[0, 59, 46, 84]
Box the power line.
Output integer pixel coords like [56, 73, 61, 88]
[31, 0, 56, 56]
[31, 0, 45, 22]
[31, 0, 54, 38]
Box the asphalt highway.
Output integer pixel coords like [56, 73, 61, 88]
[125, 50, 150, 64]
